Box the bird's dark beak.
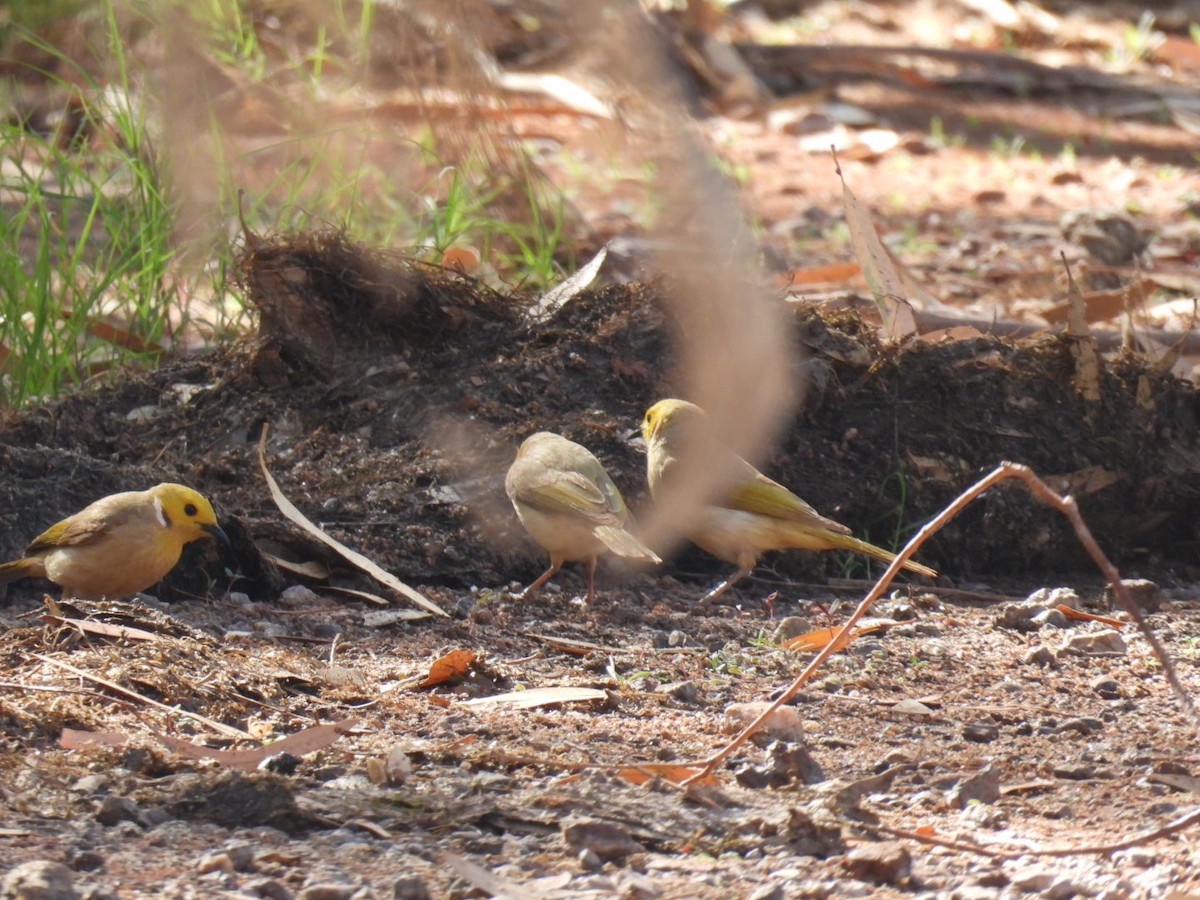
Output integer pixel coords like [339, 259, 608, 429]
[204, 523, 231, 545]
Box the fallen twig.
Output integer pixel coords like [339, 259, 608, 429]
[30, 652, 251, 740]
[682, 461, 1199, 786]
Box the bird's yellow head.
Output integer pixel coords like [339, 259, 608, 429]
[151, 483, 228, 545]
[642, 398, 706, 445]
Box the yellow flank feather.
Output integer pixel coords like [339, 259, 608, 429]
[0, 483, 228, 600]
[642, 399, 936, 601]
[505, 432, 660, 604]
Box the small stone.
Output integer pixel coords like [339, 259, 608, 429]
[94, 796, 140, 827]
[563, 818, 643, 861]
[1027, 587, 1081, 610]
[614, 870, 660, 899]
[840, 841, 911, 885]
[66, 852, 103, 874]
[662, 681, 699, 704]
[1030, 608, 1069, 629]
[1104, 578, 1160, 612]
[1024, 645, 1056, 668]
[279, 585, 321, 608]
[196, 853, 234, 875]
[577, 848, 603, 871]
[772, 616, 812, 642]
[1052, 762, 1097, 780]
[736, 740, 825, 788]
[391, 875, 431, 900]
[724, 702, 806, 743]
[1060, 629, 1127, 656]
[246, 878, 293, 900]
[962, 722, 1000, 743]
[747, 883, 784, 900]
[948, 764, 1001, 808]
[296, 885, 356, 900]
[892, 699, 935, 718]
[0, 861, 77, 900]
[783, 806, 844, 857]
[1010, 867, 1056, 892]
[873, 749, 913, 772]
[1090, 675, 1121, 699]
[71, 775, 108, 795]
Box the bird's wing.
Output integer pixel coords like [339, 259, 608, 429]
[512, 467, 625, 526]
[24, 515, 112, 554]
[721, 465, 852, 534]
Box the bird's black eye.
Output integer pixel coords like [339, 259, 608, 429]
[184, 503, 198, 517]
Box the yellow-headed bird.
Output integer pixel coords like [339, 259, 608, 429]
[642, 399, 935, 601]
[0, 483, 228, 600]
[506, 432, 660, 604]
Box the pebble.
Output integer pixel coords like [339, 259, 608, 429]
[772, 616, 812, 642]
[735, 740, 825, 788]
[1060, 629, 1127, 656]
[1056, 717, 1103, 736]
[948, 764, 1000, 809]
[279, 585, 322, 608]
[391, 875, 431, 900]
[724, 702, 806, 743]
[840, 841, 911, 885]
[0, 861, 77, 900]
[1030, 608, 1069, 628]
[1104, 578, 1160, 612]
[577, 848, 604, 871]
[66, 852, 103, 874]
[1027, 586, 1081, 610]
[296, 885, 357, 900]
[246, 878, 294, 900]
[1052, 762, 1097, 780]
[94, 796, 139, 827]
[662, 681, 699, 704]
[962, 722, 1000, 743]
[1023, 645, 1056, 668]
[747, 883, 784, 900]
[562, 818, 643, 861]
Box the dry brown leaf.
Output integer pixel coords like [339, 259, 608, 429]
[262, 553, 331, 580]
[60, 728, 130, 749]
[154, 717, 359, 770]
[835, 154, 917, 340]
[1056, 605, 1124, 628]
[459, 686, 607, 710]
[616, 763, 718, 786]
[40, 615, 161, 643]
[781, 261, 861, 286]
[419, 649, 476, 688]
[782, 620, 901, 652]
[256, 426, 448, 617]
[1042, 280, 1150, 326]
[324, 585, 392, 607]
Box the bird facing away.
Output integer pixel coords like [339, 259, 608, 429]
[0, 483, 229, 600]
[642, 398, 936, 602]
[505, 432, 661, 604]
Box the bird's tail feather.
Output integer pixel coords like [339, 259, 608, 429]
[593, 526, 662, 564]
[0, 559, 39, 585]
[827, 533, 937, 578]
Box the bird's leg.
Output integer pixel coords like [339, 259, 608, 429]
[584, 555, 597, 605]
[518, 558, 562, 601]
[701, 565, 751, 605]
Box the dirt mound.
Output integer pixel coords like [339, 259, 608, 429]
[3, 229, 1197, 601]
